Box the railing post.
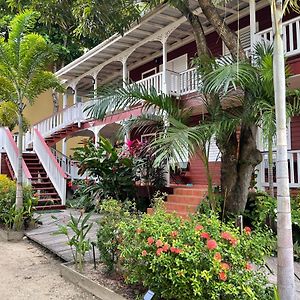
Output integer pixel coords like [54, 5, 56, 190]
[249, 0, 256, 54]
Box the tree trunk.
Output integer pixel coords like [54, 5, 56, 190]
[175, 2, 210, 57]
[267, 134, 275, 197]
[272, 1, 295, 298]
[15, 108, 24, 209]
[219, 125, 262, 214]
[197, 0, 246, 60]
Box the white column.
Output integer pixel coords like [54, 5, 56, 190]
[249, 0, 256, 53]
[161, 38, 168, 94]
[122, 58, 128, 88]
[93, 76, 98, 99]
[62, 138, 67, 156]
[63, 93, 68, 109]
[73, 88, 77, 104]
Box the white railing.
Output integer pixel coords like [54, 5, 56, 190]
[258, 150, 300, 188]
[167, 70, 181, 96]
[25, 102, 84, 148]
[180, 68, 198, 95]
[33, 128, 67, 204]
[136, 72, 163, 93]
[0, 127, 32, 184]
[256, 16, 300, 57]
[50, 148, 86, 180]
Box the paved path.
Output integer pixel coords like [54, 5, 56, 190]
[25, 209, 100, 262]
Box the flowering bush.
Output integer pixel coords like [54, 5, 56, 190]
[117, 202, 275, 300]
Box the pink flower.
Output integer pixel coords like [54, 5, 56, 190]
[136, 228, 142, 234]
[141, 250, 147, 256]
[200, 232, 210, 239]
[221, 262, 230, 270]
[230, 238, 238, 247]
[245, 262, 252, 270]
[147, 237, 154, 245]
[207, 239, 218, 250]
[156, 239, 163, 248]
[156, 248, 164, 256]
[170, 247, 182, 254]
[214, 252, 222, 262]
[219, 271, 227, 281]
[126, 140, 134, 148]
[170, 231, 178, 238]
[221, 231, 232, 241]
[195, 225, 203, 231]
[244, 226, 251, 235]
[162, 243, 169, 252]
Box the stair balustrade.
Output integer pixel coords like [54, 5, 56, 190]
[33, 128, 67, 204]
[0, 127, 32, 184]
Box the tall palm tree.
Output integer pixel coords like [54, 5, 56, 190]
[0, 10, 63, 210]
[270, 0, 300, 298]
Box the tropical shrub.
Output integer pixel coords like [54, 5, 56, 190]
[0, 175, 37, 230]
[73, 137, 135, 201]
[117, 202, 275, 300]
[96, 199, 137, 272]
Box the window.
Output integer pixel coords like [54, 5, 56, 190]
[141, 68, 157, 79]
[159, 54, 188, 73]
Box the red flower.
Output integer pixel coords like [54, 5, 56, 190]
[230, 238, 238, 247]
[141, 250, 147, 256]
[156, 239, 163, 248]
[219, 271, 227, 281]
[221, 231, 232, 241]
[136, 228, 142, 234]
[170, 247, 182, 254]
[214, 252, 222, 262]
[244, 226, 251, 235]
[221, 262, 230, 270]
[195, 225, 203, 231]
[170, 231, 178, 238]
[67, 181, 73, 188]
[200, 232, 210, 239]
[207, 239, 218, 250]
[147, 237, 154, 245]
[156, 248, 164, 256]
[245, 262, 252, 270]
[126, 140, 134, 148]
[162, 243, 169, 252]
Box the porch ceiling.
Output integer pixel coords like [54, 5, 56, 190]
[56, 0, 268, 92]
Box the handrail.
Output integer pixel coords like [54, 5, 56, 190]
[0, 127, 32, 183]
[33, 128, 67, 204]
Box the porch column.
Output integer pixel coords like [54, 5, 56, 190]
[93, 126, 103, 147]
[63, 93, 68, 109]
[73, 88, 77, 105]
[122, 58, 128, 88]
[161, 37, 168, 94]
[249, 0, 256, 53]
[93, 74, 98, 99]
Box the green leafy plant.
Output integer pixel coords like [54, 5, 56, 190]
[54, 212, 93, 272]
[117, 202, 275, 300]
[73, 137, 135, 201]
[0, 175, 37, 230]
[96, 199, 137, 272]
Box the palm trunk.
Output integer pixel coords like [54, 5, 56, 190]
[220, 125, 262, 214]
[272, 1, 295, 298]
[267, 134, 275, 197]
[15, 109, 23, 209]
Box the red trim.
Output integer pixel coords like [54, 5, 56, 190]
[34, 128, 68, 179]
[4, 128, 32, 180]
[82, 106, 143, 129]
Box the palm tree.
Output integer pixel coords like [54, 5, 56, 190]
[270, 0, 300, 298]
[0, 10, 63, 210]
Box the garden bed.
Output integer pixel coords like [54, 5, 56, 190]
[60, 262, 142, 300]
[0, 228, 24, 241]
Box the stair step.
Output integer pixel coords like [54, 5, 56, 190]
[32, 187, 55, 191]
[38, 198, 61, 204]
[35, 204, 65, 211]
[38, 192, 59, 196]
[164, 202, 198, 214]
[174, 188, 207, 197]
[167, 195, 202, 206]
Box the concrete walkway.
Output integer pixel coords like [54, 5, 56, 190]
[25, 209, 100, 262]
